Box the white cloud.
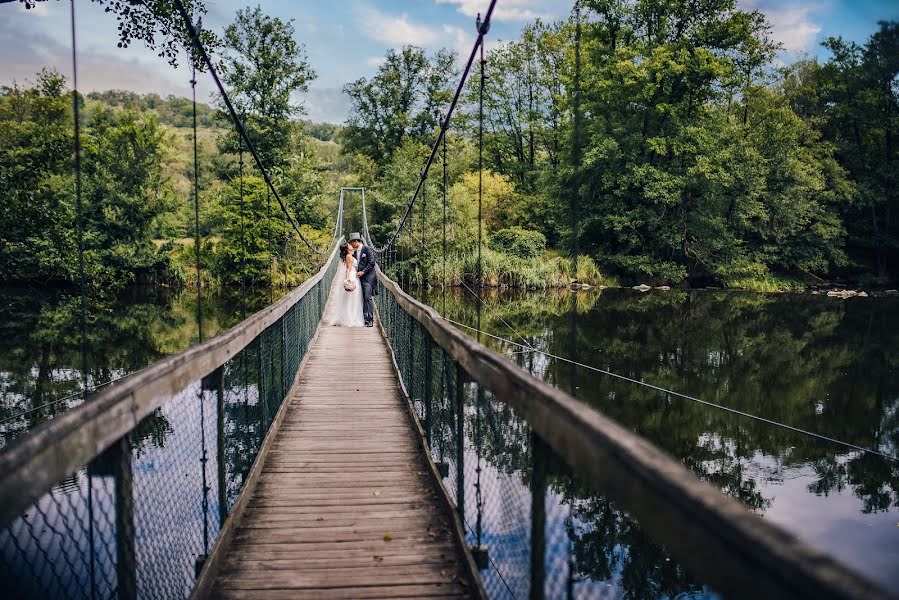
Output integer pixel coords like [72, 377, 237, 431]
[441, 24, 472, 59]
[764, 7, 822, 53]
[0, 17, 204, 99]
[435, 0, 570, 22]
[366, 55, 386, 67]
[304, 87, 351, 123]
[357, 5, 441, 46]
[739, 0, 823, 54]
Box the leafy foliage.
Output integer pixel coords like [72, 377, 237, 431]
[784, 22, 899, 282]
[489, 227, 546, 259]
[217, 5, 316, 172]
[18, 0, 220, 68]
[0, 70, 175, 285]
[342, 46, 457, 166]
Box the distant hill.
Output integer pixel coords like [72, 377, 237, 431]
[301, 121, 343, 142]
[86, 90, 219, 129]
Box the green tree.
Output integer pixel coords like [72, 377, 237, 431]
[790, 22, 899, 281]
[218, 5, 316, 172]
[0, 70, 77, 283]
[82, 107, 176, 281]
[0, 71, 177, 285]
[342, 46, 457, 166]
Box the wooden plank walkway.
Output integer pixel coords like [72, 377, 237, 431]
[209, 274, 476, 599]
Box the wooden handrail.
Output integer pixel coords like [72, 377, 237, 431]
[376, 268, 891, 600]
[0, 241, 341, 528]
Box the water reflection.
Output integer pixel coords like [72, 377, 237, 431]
[416, 286, 899, 592]
[0, 284, 284, 447]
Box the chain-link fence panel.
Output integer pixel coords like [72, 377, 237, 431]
[376, 277, 717, 600]
[0, 249, 340, 599]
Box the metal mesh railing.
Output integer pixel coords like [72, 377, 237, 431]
[374, 271, 893, 600]
[0, 244, 340, 599]
[375, 279, 713, 599]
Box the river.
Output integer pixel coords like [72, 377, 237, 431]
[1, 283, 896, 597]
[412, 285, 899, 596]
[0, 284, 286, 448]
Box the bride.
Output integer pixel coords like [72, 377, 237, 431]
[330, 242, 365, 327]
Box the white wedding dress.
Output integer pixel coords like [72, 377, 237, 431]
[330, 257, 365, 327]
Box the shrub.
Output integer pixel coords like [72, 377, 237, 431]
[489, 227, 546, 259]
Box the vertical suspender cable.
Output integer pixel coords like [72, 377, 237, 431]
[442, 127, 447, 317]
[190, 24, 203, 342]
[70, 0, 87, 398]
[267, 187, 273, 293]
[70, 3, 95, 597]
[421, 171, 427, 285]
[191, 16, 210, 552]
[570, 0, 583, 258]
[238, 138, 246, 286]
[476, 13, 488, 288]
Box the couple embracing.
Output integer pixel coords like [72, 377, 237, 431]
[331, 232, 377, 328]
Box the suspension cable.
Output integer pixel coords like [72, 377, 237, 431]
[171, 0, 325, 254]
[70, 0, 88, 401]
[239, 138, 246, 284]
[366, 0, 498, 253]
[70, 4, 97, 596]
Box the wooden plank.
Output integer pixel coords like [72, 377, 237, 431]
[377, 269, 891, 600]
[216, 572, 466, 590]
[212, 584, 471, 599]
[203, 273, 482, 600]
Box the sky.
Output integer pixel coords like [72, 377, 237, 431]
[1, 0, 896, 123]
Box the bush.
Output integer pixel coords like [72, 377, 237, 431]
[489, 227, 546, 259]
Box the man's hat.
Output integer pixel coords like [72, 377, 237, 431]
[348, 232, 364, 243]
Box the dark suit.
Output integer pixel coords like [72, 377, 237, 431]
[354, 245, 377, 325]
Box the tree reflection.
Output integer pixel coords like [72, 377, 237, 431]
[0, 283, 280, 446]
[415, 285, 898, 596]
[421, 287, 899, 514]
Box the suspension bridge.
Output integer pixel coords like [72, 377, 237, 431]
[0, 1, 896, 599]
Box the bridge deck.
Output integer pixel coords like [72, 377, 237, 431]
[209, 274, 474, 599]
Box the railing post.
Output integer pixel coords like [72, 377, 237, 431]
[530, 432, 547, 600]
[455, 363, 465, 523]
[408, 317, 416, 397]
[423, 338, 432, 447]
[281, 317, 288, 399]
[257, 337, 266, 438]
[112, 435, 136, 600]
[211, 366, 226, 526]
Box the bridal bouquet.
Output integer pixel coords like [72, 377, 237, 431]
[343, 278, 356, 292]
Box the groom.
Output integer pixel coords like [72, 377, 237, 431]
[348, 233, 376, 327]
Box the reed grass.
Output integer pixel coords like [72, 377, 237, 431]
[403, 248, 616, 289]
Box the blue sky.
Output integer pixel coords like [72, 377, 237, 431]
[2, 0, 896, 123]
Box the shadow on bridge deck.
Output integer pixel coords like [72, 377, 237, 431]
[204, 272, 480, 599]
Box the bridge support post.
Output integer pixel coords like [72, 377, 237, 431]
[281, 318, 288, 400]
[257, 338, 266, 439]
[206, 366, 226, 526]
[454, 364, 465, 523]
[114, 435, 136, 600]
[408, 318, 416, 401]
[423, 337, 432, 447]
[529, 432, 547, 600]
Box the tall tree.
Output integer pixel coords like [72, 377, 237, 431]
[218, 5, 316, 172]
[809, 22, 899, 280]
[342, 46, 457, 166]
[0, 71, 176, 285]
